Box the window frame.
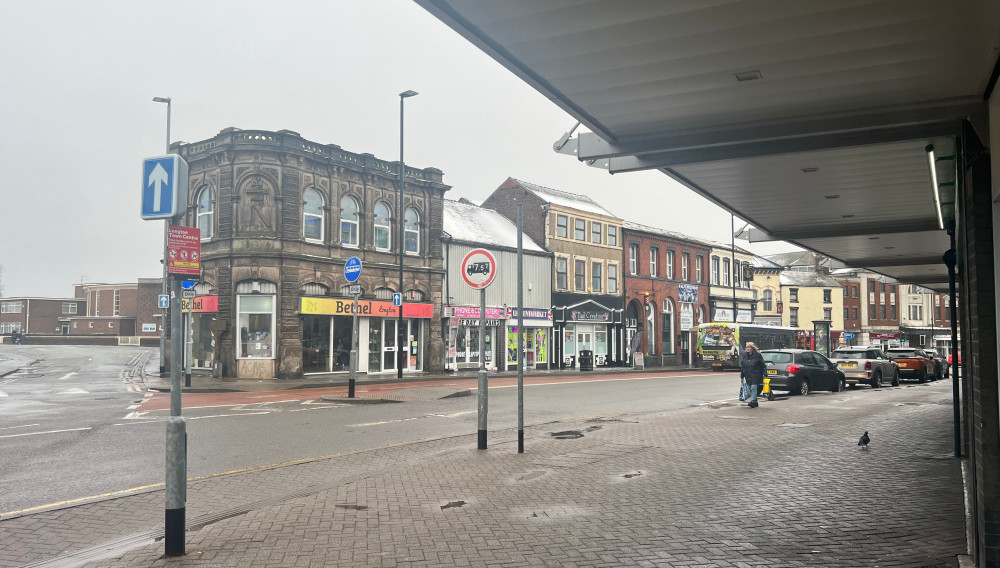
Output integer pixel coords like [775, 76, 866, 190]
[607, 226, 618, 247]
[696, 255, 703, 283]
[681, 253, 689, 281]
[575, 259, 587, 291]
[789, 288, 799, 302]
[592, 262, 602, 292]
[711, 256, 719, 285]
[196, 186, 214, 240]
[823, 289, 832, 303]
[608, 263, 618, 294]
[61, 302, 78, 315]
[237, 294, 277, 360]
[629, 244, 639, 275]
[649, 247, 658, 277]
[574, 218, 586, 240]
[303, 188, 325, 242]
[666, 250, 674, 280]
[404, 207, 420, 254]
[340, 195, 360, 247]
[556, 257, 568, 290]
[591, 221, 602, 244]
[762, 289, 773, 311]
[790, 306, 799, 327]
[373, 201, 392, 251]
[556, 214, 568, 238]
[723, 258, 730, 287]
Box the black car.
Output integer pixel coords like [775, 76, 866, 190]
[760, 349, 846, 396]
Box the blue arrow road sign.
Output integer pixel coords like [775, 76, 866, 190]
[392, 293, 402, 307]
[158, 294, 170, 309]
[141, 155, 188, 219]
[344, 257, 363, 283]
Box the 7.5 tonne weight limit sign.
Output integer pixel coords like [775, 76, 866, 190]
[461, 249, 497, 289]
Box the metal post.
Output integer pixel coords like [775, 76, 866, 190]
[349, 293, 359, 398]
[397, 90, 418, 379]
[477, 288, 488, 450]
[165, 274, 186, 556]
[731, 214, 737, 324]
[154, 97, 171, 375]
[184, 310, 192, 388]
[517, 204, 525, 453]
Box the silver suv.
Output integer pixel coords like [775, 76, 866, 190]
[830, 347, 899, 388]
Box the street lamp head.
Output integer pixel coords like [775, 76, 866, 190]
[399, 90, 419, 99]
[153, 96, 171, 103]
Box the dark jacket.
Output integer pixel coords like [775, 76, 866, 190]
[740, 350, 766, 385]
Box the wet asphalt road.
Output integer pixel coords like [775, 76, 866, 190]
[0, 345, 856, 516]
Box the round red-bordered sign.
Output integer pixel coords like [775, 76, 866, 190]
[461, 249, 498, 289]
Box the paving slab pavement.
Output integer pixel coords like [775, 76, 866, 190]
[1, 379, 968, 567]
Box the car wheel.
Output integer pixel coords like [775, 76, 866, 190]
[797, 380, 810, 396]
[891, 368, 900, 387]
[919, 368, 927, 383]
[767, 391, 775, 401]
[872, 370, 882, 388]
[831, 378, 845, 392]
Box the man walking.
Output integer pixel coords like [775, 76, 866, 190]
[739, 342, 766, 408]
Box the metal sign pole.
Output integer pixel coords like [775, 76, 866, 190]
[477, 287, 488, 450]
[517, 204, 525, 453]
[184, 309, 192, 388]
[349, 292, 359, 398]
[165, 272, 186, 557]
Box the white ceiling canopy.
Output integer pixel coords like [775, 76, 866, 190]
[417, 0, 1000, 292]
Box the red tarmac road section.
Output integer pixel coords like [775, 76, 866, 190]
[140, 370, 712, 411]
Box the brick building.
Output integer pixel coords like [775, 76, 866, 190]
[483, 178, 624, 368]
[175, 128, 449, 379]
[0, 297, 86, 337]
[621, 221, 711, 366]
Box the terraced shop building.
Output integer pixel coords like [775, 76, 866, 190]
[174, 128, 450, 379]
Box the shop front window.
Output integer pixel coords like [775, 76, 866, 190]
[238, 295, 274, 359]
[595, 330, 607, 356]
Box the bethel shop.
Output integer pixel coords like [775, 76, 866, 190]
[299, 296, 434, 374]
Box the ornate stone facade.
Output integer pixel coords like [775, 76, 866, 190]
[175, 128, 449, 379]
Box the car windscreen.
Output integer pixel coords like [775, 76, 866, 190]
[761, 352, 792, 364]
[832, 351, 866, 360]
[887, 350, 918, 358]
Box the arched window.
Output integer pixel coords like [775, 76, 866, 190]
[404, 208, 420, 253]
[303, 188, 324, 241]
[196, 187, 214, 240]
[698, 305, 706, 326]
[302, 282, 329, 296]
[373, 287, 395, 300]
[661, 298, 675, 355]
[373, 201, 391, 251]
[763, 289, 773, 311]
[340, 196, 359, 247]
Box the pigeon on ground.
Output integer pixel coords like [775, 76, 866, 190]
[858, 431, 870, 449]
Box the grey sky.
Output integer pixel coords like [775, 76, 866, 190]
[0, 0, 794, 298]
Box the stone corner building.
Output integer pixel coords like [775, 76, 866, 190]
[175, 128, 449, 379]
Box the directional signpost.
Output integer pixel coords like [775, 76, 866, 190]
[345, 257, 362, 398]
[462, 248, 498, 450]
[140, 153, 190, 557]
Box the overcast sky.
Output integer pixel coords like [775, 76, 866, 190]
[0, 0, 795, 298]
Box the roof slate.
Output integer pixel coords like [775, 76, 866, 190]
[442, 200, 546, 252]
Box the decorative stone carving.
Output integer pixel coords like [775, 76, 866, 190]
[238, 175, 276, 235]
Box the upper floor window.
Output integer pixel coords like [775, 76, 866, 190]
[723, 258, 731, 287]
[790, 306, 799, 327]
[592, 262, 602, 292]
[196, 187, 214, 240]
[852, 286, 858, 298]
[629, 244, 639, 275]
[733, 260, 740, 288]
[608, 264, 618, 294]
[823, 289, 832, 303]
[574, 219, 586, 240]
[62, 302, 78, 315]
[591, 222, 602, 244]
[762, 289, 773, 311]
[556, 214, 568, 238]
[556, 257, 568, 290]
[404, 208, 420, 254]
[789, 288, 799, 302]
[696, 256, 703, 283]
[824, 307, 832, 320]
[373, 201, 392, 251]
[575, 259, 586, 291]
[666, 250, 674, 279]
[607, 226, 618, 247]
[711, 256, 720, 285]
[650, 248, 658, 276]
[681, 254, 689, 280]
[1, 302, 23, 313]
[340, 196, 359, 247]
[303, 188, 324, 241]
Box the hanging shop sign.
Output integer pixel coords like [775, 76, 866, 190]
[181, 295, 218, 313]
[300, 297, 434, 318]
[678, 284, 699, 304]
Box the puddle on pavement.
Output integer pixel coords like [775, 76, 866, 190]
[622, 471, 642, 479]
[551, 430, 584, 439]
[440, 500, 467, 510]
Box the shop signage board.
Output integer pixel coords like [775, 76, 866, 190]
[505, 307, 552, 321]
[452, 306, 506, 319]
[301, 297, 434, 318]
[181, 295, 219, 313]
[167, 225, 201, 276]
[461, 249, 498, 289]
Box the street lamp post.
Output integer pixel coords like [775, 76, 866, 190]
[153, 97, 171, 376]
[397, 90, 418, 379]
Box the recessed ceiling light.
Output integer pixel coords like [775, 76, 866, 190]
[824, 194, 840, 199]
[734, 70, 763, 82]
[802, 167, 820, 173]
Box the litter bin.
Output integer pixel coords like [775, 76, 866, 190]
[579, 349, 594, 371]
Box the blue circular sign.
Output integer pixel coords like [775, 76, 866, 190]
[344, 256, 362, 282]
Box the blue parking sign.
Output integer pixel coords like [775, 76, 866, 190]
[141, 155, 188, 219]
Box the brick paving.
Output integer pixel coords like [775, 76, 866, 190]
[1, 380, 967, 567]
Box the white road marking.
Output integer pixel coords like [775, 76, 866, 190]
[57, 372, 77, 381]
[123, 411, 149, 420]
[0, 427, 91, 439]
[0, 391, 7, 398]
[490, 373, 721, 389]
[349, 410, 476, 428]
[0, 423, 40, 431]
[189, 411, 271, 420]
[58, 387, 89, 394]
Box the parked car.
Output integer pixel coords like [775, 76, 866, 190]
[830, 346, 899, 388]
[923, 348, 949, 379]
[885, 348, 935, 382]
[760, 349, 846, 397]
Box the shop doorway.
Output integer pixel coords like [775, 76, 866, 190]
[302, 315, 330, 373]
[380, 319, 421, 372]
